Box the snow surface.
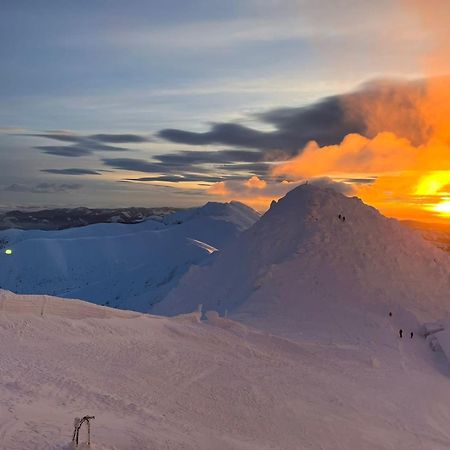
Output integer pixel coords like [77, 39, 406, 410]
[1, 289, 450, 450]
[157, 185, 450, 341]
[0, 202, 259, 312]
[2, 186, 450, 449]
[163, 201, 259, 230]
[435, 328, 450, 367]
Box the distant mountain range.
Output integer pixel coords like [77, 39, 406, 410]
[0, 206, 178, 230]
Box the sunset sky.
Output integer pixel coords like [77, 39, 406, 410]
[1, 0, 449, 221]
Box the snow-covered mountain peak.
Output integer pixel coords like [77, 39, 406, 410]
[232, 183, 387, 267]
[156, 185, 450, 333]
[261, 182, 378, 230]
[266, 183, 366, 221]
[238, 183, 446, 267]
[164, 200, 260, 230]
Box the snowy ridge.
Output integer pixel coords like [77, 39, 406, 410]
[0, 289, 140, 320]
[163, 200, 260, 230]
[0, 201, 259, 312]
[157, 184, 450, 338]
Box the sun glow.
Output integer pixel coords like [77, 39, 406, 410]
[415, 171, 450, 196]
[414, 171, 450, 218]
[431, 199, 450, 216]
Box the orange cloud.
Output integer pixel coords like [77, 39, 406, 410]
[271, 131, 450, 221]
[208, 176, 294, 211]
[245, 175, 267, 189]
[208, 176, 353, 211]
[273, 132, 423, 178]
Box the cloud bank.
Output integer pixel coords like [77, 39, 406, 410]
[4, 183, 82, 194]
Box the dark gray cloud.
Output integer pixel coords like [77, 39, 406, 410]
[31, 132, 150, 144]
[138, 79, 430, 184]
[216, 162, 270, 177]
[32, 133, 82, 143]
[154, 149, 264, 165]
[158, 79, 428, 155]
[89, 134, 151, 143]
[158, 123, 288, 153]
[41, 168, 102, 175]
[157, 97, 362, 156]
[102, 156, 221, 175]
[31, 131, 147, 157]
[102, 158, 171, 173]
[124, 174, 235, 183]
[39, 79, 431, 186]
[36, 145, 93, 157]
[102, 149, 270, 183]
[4, 183, 82, 193]
[342, 177, 377, 185]
[36, 142, 129, 157]
[102, 151, 271, 184]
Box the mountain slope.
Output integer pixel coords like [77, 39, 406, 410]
[156, 185, 450, 339]
[1, 289, 450, 450]
[0, 202, 260, 312]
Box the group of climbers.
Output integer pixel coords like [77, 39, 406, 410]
[399, 329, 413, 339]
[389, 312, 414, 339]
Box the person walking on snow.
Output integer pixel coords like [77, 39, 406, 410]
[399, 329, 403, 338]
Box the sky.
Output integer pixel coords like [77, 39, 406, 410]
[1, 0, 449, 221]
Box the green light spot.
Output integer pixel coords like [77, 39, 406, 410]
[5, 249, 12, 255]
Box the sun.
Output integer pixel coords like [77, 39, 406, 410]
[414, 172, 450, 219]
[432, 199, 450, 216]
